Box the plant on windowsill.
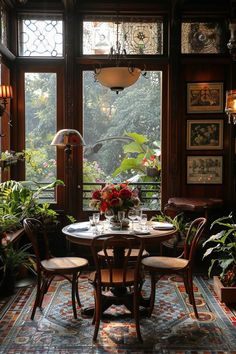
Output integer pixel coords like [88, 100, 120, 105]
[202, 213, 236, 304]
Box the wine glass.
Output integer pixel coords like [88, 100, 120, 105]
[117, 211, 125, 230]
[128, 209, 137, 231]
[105, 209, 114, 229]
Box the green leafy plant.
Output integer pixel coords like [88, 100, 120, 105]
[112, 132, 161, 181]
[152, 211, 190, 236]
[0, 179, 64, 224]
[203, 213, 236, 287]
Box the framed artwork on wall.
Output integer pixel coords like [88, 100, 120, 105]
[187, 82, 224, 113]
[186, 119, 223, 150]
[187, 155, 223, 184]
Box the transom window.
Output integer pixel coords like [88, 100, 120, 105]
[18, 16, 63, 57]
[83, 19, 163, 55]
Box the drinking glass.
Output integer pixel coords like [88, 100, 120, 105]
[140, 213, 148, 231]
[128, 209, 137, 230]
[117, 211, 125, 230]
[93, 213, 100, 234]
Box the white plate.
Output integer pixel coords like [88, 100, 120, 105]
[152, 222, 174, 230]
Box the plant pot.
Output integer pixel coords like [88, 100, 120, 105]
[146, 167, 160, 178]
[213, 276, 236, 304]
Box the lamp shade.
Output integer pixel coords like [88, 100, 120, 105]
[225, 90, 236, 124]
[95, 67, 141, 93]
[51, 129, 86, 147]
[0, 85, 13, 99]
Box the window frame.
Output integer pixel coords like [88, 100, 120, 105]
[16, 61, 65, 208]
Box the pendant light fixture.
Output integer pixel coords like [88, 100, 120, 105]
[94, 15, 145, 94]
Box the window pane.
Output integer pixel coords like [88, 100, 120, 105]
[18, 17, 63, 57]
[25, 73, 57, 200]
[181, 22, 225, 54]
[83, 20, 163, 55]
[0, 6, 8, 47]
[83, 71, 162, 210]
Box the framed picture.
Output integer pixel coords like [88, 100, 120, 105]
[187, 119, 223, 150]
[187, 156, 223, 184]
[187, 82, 224, 113]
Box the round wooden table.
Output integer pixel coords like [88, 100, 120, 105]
[62, 221, 177, 248]
[62, 221, 177, 317]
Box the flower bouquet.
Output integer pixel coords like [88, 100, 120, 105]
[90, 183, 140, 227]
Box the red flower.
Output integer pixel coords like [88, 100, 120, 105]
[100, 200, 109, 213]
[92, 190, 101, 200]
[110, 197, 121, 208]
[119, 188, 132, 199]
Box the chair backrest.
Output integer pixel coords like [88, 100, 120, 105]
[183, 217, 207, 262]
[23, 218, 51, 270]
[91, 233, 144, 287]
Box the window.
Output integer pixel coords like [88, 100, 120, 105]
[25, 72, 57, 186]
[83, 19, 163, 55]
[83, 70, 162, 210]
[181, 21, 226, 54]
[18, 16, 63, 57]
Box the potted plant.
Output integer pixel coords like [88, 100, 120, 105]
[0, 214, 32, 296]
[151, 212, 190, 255]
[202, 213, 236, 304]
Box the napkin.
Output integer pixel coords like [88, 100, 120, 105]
[152, 222, 174, 230]
[67, 223, 89, 232]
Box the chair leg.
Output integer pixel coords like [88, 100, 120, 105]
[188, 272, 199, 319]
[183, 272, 190, 298]
[148, 272, 157, 317]
[31, 274, 42, 320]
[93, 288, 102, 341]
[71, 273, 78, 319]
[75, 273, 82, 307]
[133, 285, 143, 342]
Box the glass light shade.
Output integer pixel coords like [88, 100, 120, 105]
[95, 67, 141, 93]
[51, 129, 86, 147]
[225, 90, 236, 124]
[0, 85, 13, 98]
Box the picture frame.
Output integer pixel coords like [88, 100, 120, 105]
[187, 82, 224, 113]
[186, 119, 223, 150]
[187, 156, 223, 184]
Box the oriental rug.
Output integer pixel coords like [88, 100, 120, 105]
[0, 273, 236, 353]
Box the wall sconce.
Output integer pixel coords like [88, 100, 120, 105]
[225, 90, 236, 124]
[0, 85, 13, 116]
[51, 129, 86, 162]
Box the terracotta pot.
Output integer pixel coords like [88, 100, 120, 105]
[213, 276, 236, 304]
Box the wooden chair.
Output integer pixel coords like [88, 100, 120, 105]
[142, 217, 207, 319]
[90, 233, 145, 342]
[23, 218, 88, 320]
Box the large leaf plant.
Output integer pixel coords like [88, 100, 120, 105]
[202, 213, 236, 287]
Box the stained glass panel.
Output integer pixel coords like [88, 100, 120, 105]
[181, 22, 225, 54]
[0, 6, 8, 47]
[18, 17, 63, 57]
[83, 20, 163, 55]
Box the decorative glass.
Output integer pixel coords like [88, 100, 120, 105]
[181, 22, 225, 54]
[83, 19, 163, 55]
[18, 17, 63, 57]
[0, 6, 8, 47]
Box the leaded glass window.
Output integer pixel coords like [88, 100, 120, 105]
[0, 6, 8, 47]
[83, 19, 163, 55]
[181, 22, 225, 54]
[18, 16, 63, 57]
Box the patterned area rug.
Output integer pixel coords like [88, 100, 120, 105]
[0, 273, 236, 353]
